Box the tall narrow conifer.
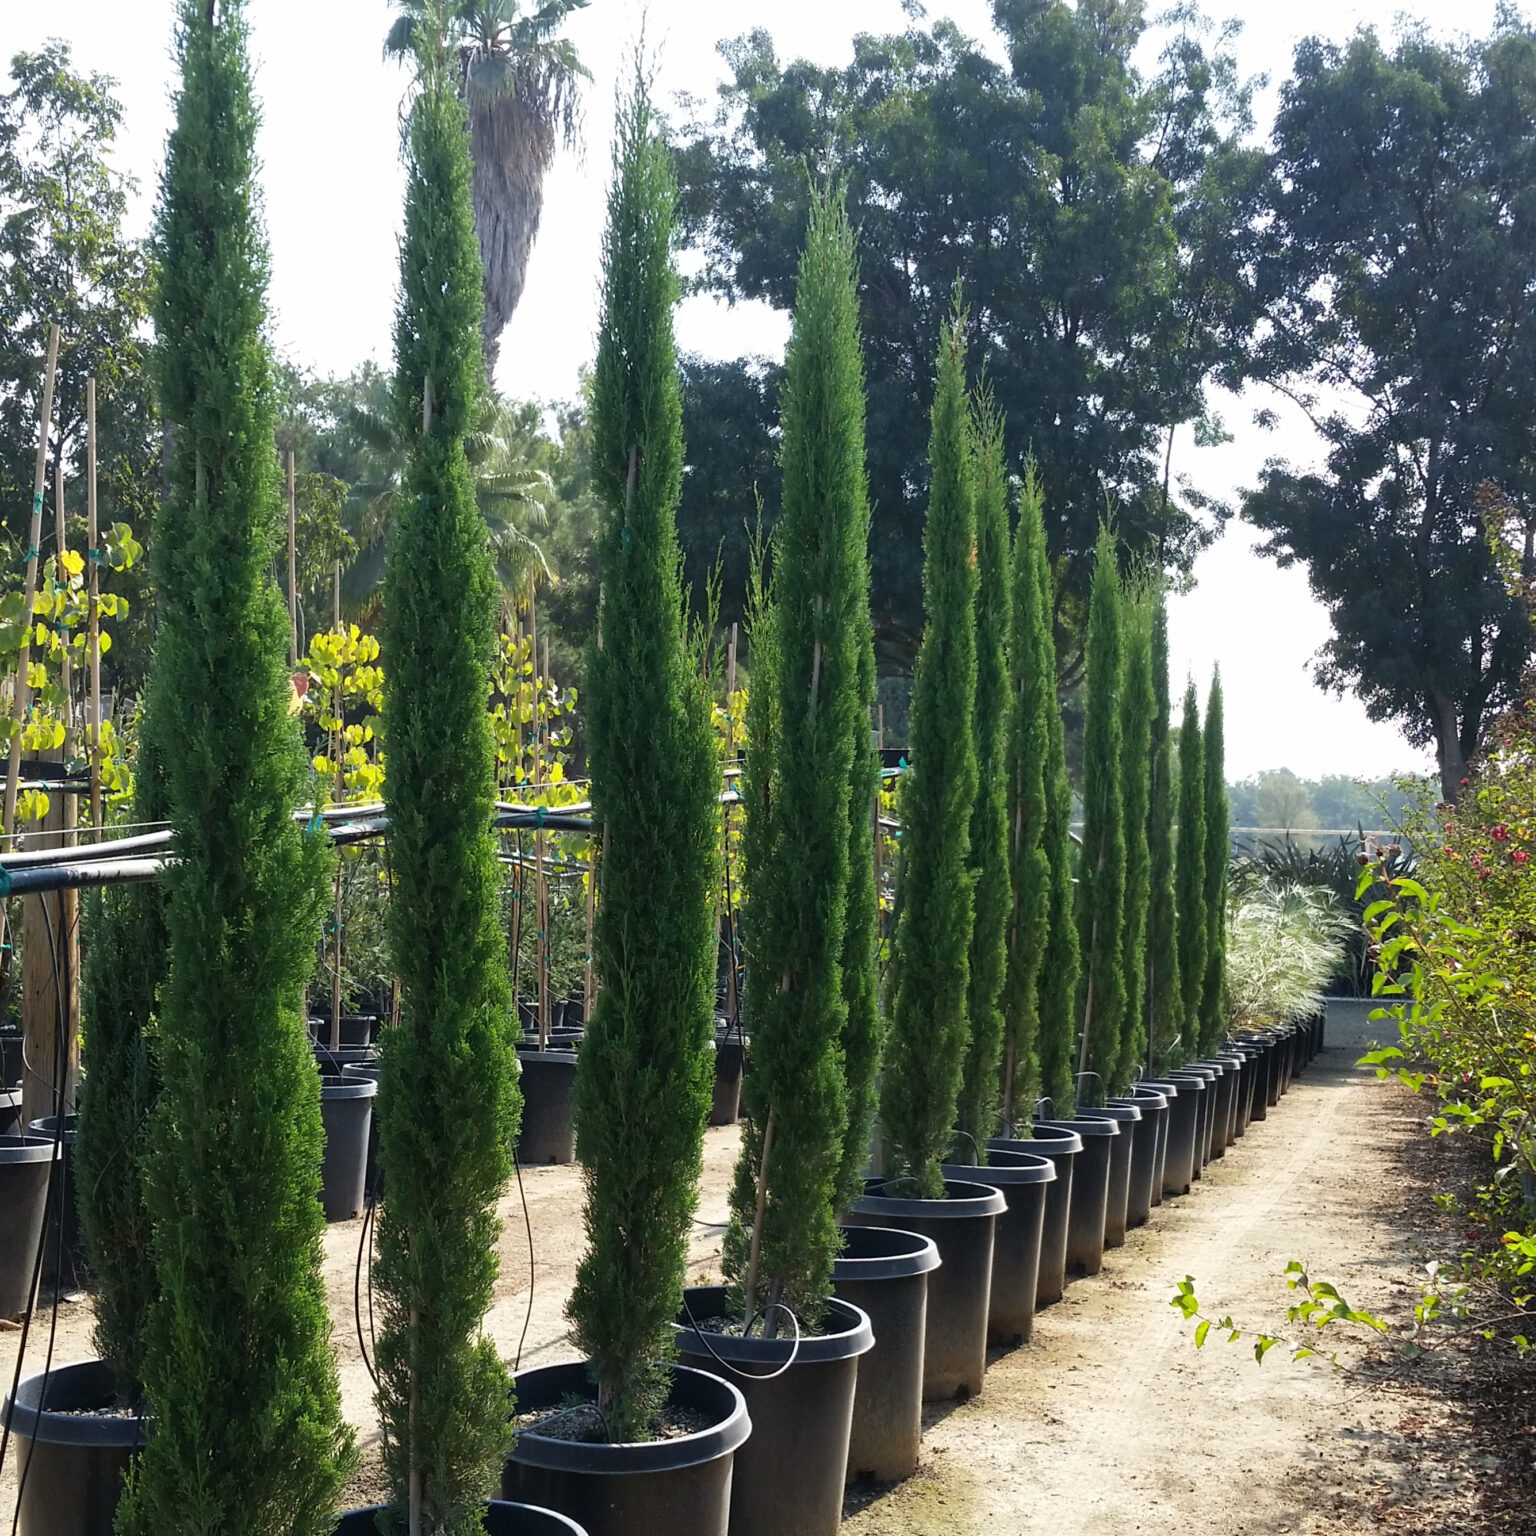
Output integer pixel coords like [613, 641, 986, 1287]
[1174, 682, 1207, 1057]
[1117, 586, 1153, 1089]
[1144, 590, 1181, 1068]
[568, 83, 720, 1439]
[958, 400, 1012, 1155]
[372, 17, 521, 1529]
[1000, 464, 1053, 1131]
[1075, 526, 1125, 1103]
[882, 315, 977, 1196]
[122, 4, 352, 1528]
[1199, 670, 1229, 1053]
[726, 189, 866, 1322]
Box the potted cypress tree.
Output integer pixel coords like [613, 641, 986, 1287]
[846, 315, 1004, 1406]
[113, 4, 354, 1529]
[673, 186, 873, 1536]
[1199, 670, 1230, 1057]
[502, 81, 748, 1536]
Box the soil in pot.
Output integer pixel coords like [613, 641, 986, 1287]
[993, 1127, 1077, 1309]
[830, 1224, 939, 1484]
[843, 1178, 1005, 1402]
[3, 1357, 146, 1536]
[503, 1360, 750, 1536]
[939, 1150, 1055, 1347]
[0, 1134, 56, 1319]
[317, 1075, 375, 1222]
[1076, 1102, 1142, 1245]
[335, 1502, 585, 1535]
[1112, 1089, 1167, 1226]
[515, 1047, 579, 1166]
[27, 1115, 83, 1289]
[674, 1286, 872, 1536]
[1035, 1118, 1119, 1276]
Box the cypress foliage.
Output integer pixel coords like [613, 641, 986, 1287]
[1144, 590, 1181, 1069]
[881, 316, 978, 1197]
[957, 399, 1011, 1156]
[372, 22, 520, 1529]
[1199, 670, 1230, 1054]
[1117, 586, 1154, 1090]
[1174, 681, 1207, 1059]
[1000, 462, 1053, 1132]
[121, 3, 352, 1529]
[725, 189, 865, 1323]
[568, 84, 720, 1440]
[1074, 526, 1126, 1104]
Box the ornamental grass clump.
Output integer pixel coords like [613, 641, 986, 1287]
[372, 13, 521, 1530]
[1225, 875, 1352, 1029]
[881, 313, 978, 1197]
[567, 82, 721, 1440]
[120, 3, 352, 1528]
[726, 186, 869, 1327]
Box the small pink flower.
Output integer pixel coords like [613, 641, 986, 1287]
[1514, 850, 1530, 866]
[1493, 824, 1510, 841]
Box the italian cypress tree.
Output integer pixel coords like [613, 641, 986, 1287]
[1199, 670, 1229, 1054]
[1074, 526, 1125, 1104]
[567, 83, 721, 1440]
[372, 18, 521, 1531]
[725, 188, 865, 1324]
[1000, 462, 1053, 1132]
[1174, 681, 1207, 1058]
[1144, 588, 1180, 1069]
[1117, 585, 1154, 1090]
[881, 315, 978, 1197]
[957, 399, 1012, 1155]
[120, 3, 352, 1529]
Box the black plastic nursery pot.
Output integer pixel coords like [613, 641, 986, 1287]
[1213, 1054, 1247, 1149]
[336, 1503, 585, 1536]
[1174, 1065, 1218, 1175]
[503, 1360, 750, 1536]
[317, 1076, 375, 1223]
[0, 1134, 56, 1318]
[340, 1062, 383, 1202]
[1074, 1104, 1141, 1248]
[1035, 1119, 1118, 1277]
[1124, 1085, 1171, 1209]
[844, 1178, 1005, 1402]
[1189, 1062, 1235, 1161]
[1, 1086, 20, 1136]
[308, 1013, 380, 1049]
[1145, 1076, 1202, 1197]
[313, 1042, 378, 1075]
[995, 1127, 1078, 1308]
[1109, 1092, 1163, 1228]
[1, 1025, 22, 1089]
[1225, 1046, 1257, 1138]
[4, 1358, 145, 1536]
[27, 1116, 83, 1288]
[709, 1029, 746, 1127]
[674, 1286, 871, 1536]
[1241, 1037, 1273, 1121]
[940, 1149, 1055, 1346]
[515, 1047, 579, 1165]
[830, 1223, 940, 1483]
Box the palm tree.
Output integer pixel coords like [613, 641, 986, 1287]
[386, 0, 589, 375]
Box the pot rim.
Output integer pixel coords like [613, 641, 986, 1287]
[318, 1075, 377, 1100]
[831, 1222, 941, 1279]
[515, 1046, 580, 1065]
[940, 1151, 1056, 1186]
[4, 1359, 148, 1448]
[508, 1359, 750, 1474]
[1114, 1088, 1168, 1109]
[674, 1286, 873, 1363]
[0, 1132, 58, 1165]
[851, 1176, 1007, 1219]
[336, 1502, 585, 1536]
[995, 1127, 1081, 1156]
[1036, 1116, 1120, 1138]
[1075, 1104, 1143, 1124]
[24, 1114, 77, 1142]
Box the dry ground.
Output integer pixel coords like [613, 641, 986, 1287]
[5, 1000, 1533, 1532]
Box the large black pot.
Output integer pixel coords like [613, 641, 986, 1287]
[313, 1043, 378, 1075]
[1, 1086, 20, 1137]
[1240, 1036, 1273, 1121]
[503, 1360, 750, 1536]
[940, 1149, 1055, 1346]
[0, 1134, 57, 1318]
[1075, 1103, 1141, 1248]
[995, 1127, 1078, 1308]
[1173, 1064, 1218, 1175]
[317, 1075, 375, 1222]
[516, 1047, 578, 1165]
[830, 1224, 939, 1484]
[336, 1503, 584, 1536]
[1190, 1060, 1235, 1162]
[674, 1287, 871, 1535]
[709, 1030, 746, 1127]
[844, 1178, 1004, 1402]
[341, 1062, 382, 1202]
[3, 1358, 145, 1536]
[1, 1026, 22, 1089]
[1110, 1091, 1164, 1228]
[27, 1115, 83, 1288]
[1144, 1076, 1202, 1197]
[1035, 1119, 1118, 1276]
[1225, 1046, 1257, 1138]
[308, 1013, 380, 1050]
[1213, 1053, 1247, 1149]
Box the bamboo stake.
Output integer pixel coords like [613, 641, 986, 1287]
[508, 603, 525, 1020]
[87, 379, 102, 831]
[286, 451, 298, 667]
[722, 623, 739, 1023]
[331, 560, 343, 1052]
[55, 459, 72, 765]
[6, 323, 62, 838]
[536, 634, 549, 1049]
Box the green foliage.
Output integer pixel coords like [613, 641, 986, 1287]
[119, 5, 352, 1530]
[1118, 584, 1154, 1088]
[725, 188, 867, 1324]
[373, 33, 520, 1528]
[1173, 682, 1207, 1062]
[1000, 463, 1053, 1130]
[1075, 526, 1125, 1103]
[1144, 590, 1181, 1069]
[568, 82, 720, 1440]
[1038, 602, 1080, 1119]
[882, 313, 977, 1196]
[1199, 671, 1229, 1052]
[958, 400, 1011, 1154]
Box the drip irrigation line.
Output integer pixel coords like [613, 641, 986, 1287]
[353, 1195, 380, 1394]
[678, 1293, 803, 1383]
[513, 1146, 535, 1372]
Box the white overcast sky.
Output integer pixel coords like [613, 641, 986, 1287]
[3, 0, 1516, 781]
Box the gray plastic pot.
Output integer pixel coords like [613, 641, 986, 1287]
[515, 1047, 578, 1165]
[831, 1224, 940, 1483]
[1074, 1103, 1141, 1248]
[0, 1134, 56, 1319]
[1110, 1091, 1164, 1228]
[994, 1127, 1078, 1308]
[1035, 1119, 1119, 1276]
[318, 1076, 375, 1222]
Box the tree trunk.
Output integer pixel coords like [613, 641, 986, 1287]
[1432, 690, 1466, 801]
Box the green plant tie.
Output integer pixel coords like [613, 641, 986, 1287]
[534, 806, 547, 826]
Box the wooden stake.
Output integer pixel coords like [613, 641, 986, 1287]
[331, 559, 343, 1053]
[287, 451, 298, 667]
[722, 623, 739, 1023]
[55, 458, 72, 764]
[536, 634, 549, 1049]
[6, 324, 62, 838]
[86, 379, 102, 832]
